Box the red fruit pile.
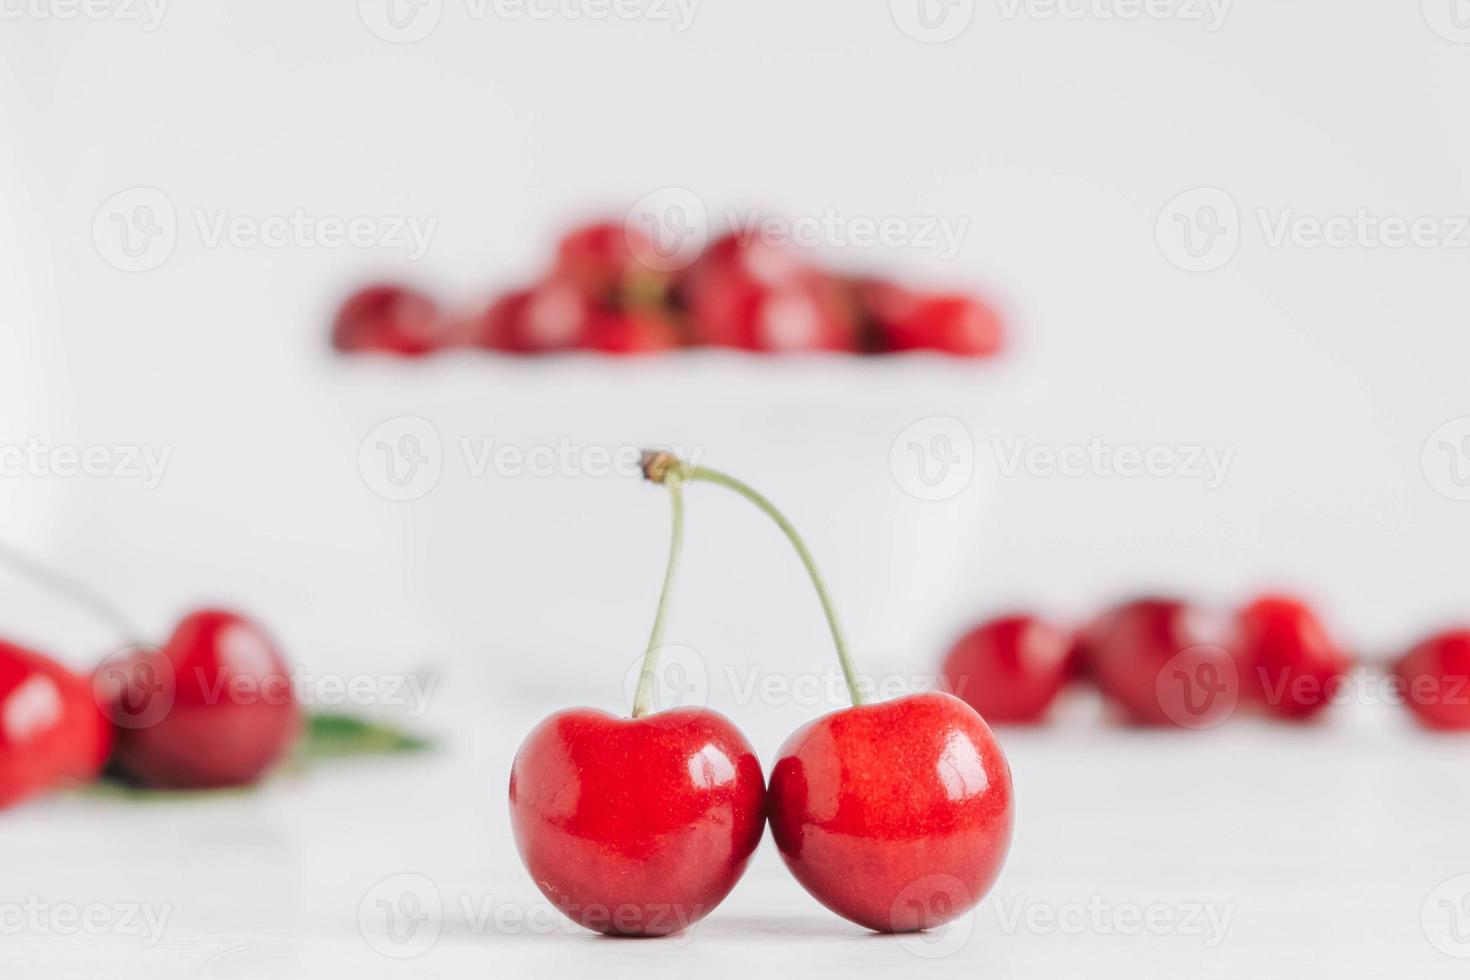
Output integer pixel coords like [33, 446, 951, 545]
[332, 220, 1005, 358]
[943, 595, 1470, 730]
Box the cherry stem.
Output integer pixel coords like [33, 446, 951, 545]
[640, 451, 866, 708]
[0, 539, 146, 647]
[631, 476, 686, 718]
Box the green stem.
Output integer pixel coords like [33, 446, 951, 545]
[631, 478, 686, 717]
[639, 452, 866, 707]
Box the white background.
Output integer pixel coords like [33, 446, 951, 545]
[3, 1, 1470, 977]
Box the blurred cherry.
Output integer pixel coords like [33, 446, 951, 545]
[1236, 595, 1351, 720]
[1394, 630, 1470, 730]
[106, 610, 301, 789]
[1078, 597, 1240, 728]
[942, 615, 1073, 724]
[332, 284, 448, 356]
[0, 640, 110, 809]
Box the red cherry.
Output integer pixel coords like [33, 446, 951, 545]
[1394, 630, 1470, 730]
[491, 279, 594, 353]
[509, 707, 765, 936]
[1236, 596, 1351, 720]
[582, 310, 680, 354]
[863, 283, 1003, 357]
[555, 221, 655, 302]
[767, 692, 1013, 933]
[0, 640, 111, 809]
[942, 615, 1073, 724]
[1078, 598, 1240, 728]
[105, 610, 301, 789]
[332, 284, 447, 356]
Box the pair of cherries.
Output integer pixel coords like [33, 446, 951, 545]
[943, 596, 1470, 729]
[509, 453, 1014, 936]
[331, 220, 1005, 358]
[0, 603, 299, 809]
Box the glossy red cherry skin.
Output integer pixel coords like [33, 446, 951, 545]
[332, 284, 446, 356]
[509, 707, 765, 936]
[1078, 598, 1239, 727]
[105, 610, 301, 789]
[0, 640, 111, 809]
[1236, 596, 1350, 720]
[767, 692, 1013, 933]
[1394, 630, 1470, 730]
[942, 615, 1073, 724]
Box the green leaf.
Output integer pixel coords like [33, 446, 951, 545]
[295, 712, 434, 759]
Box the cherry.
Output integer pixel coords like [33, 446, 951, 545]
[768, 692, 1012, 932]
[1394, 630, 1470, 730]
[554, 221, 663, 303]
[942, 615, 1074, 724]
[509, 468, 764, 936]
[682, 235, 855, 352]
[0, 640, 111, 809]
[1077, 598, 1239, 728]
[509, 708, 765, 936]
[582, 309, 681, 355]
[331, 284, 448, 356]
[1236, 595, 1351, 720]
[104, 610, 301, 789]
[859, 280, 1003, 356]
[641, 453, 1013, 933]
